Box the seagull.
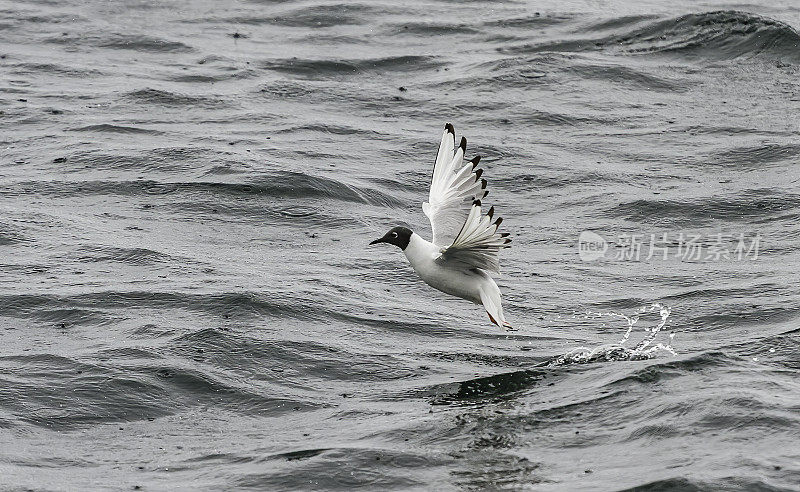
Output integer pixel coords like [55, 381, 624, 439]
[370, 123, 513, 330]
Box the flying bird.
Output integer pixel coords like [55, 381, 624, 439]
[370, 123, 513, 329]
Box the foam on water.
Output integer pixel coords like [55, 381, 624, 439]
[549, 303, 676, 366]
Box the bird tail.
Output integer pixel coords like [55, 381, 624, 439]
[479, 283, 513, 331]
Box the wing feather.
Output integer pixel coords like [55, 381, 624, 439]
[423, 124, 488, 247]
[436, 200, 511, 273]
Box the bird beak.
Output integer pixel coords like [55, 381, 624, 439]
[369, 237, 385, 245]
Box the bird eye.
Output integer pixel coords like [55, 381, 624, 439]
[390, 232, 398, 238]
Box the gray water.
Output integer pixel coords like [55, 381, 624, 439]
[2, 0, 800, 490]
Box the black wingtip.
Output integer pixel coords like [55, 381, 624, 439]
[482, 190, 489, 198]
[474, 168, 483, 180]
[487, 206, 495, 219]
[481, 178, 487, 189]
[471, 155, 481, 168]
[445, 123, 455, 134]
[504, 238, 512, 244]
[473, 199, 482, 207]
[494, 217, 503, 227]
[500, 232, 510, 238]
[459, 136, 466, 151]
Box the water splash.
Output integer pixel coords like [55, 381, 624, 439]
[548, 303, 676, 366]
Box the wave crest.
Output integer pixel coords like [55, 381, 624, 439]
[503, 10, 800, 62]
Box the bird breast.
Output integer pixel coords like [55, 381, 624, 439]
[403, 233, 483, 304]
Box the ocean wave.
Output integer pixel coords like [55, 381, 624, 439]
[0, 223, 27, 245]
[7, 61, 103, 77]
[259, 55, 445, 78]
[382, 22, 480, 36]
[91, 291, 322, 320]
[425, 368, 557, 405]
[427, 58, 551, 90]
[0, 352, 317, 429]
[232, 446, 451, 490]
[0, 288, 425, 331]
[614, 10, 800, 61]
[66, 147, 218, 172]
[73, 245, 176, 266]
[170, 328, 415, 381]
[233, 448, 424, 490]
[704, 143, 800, 168]
[1, 11, 88, 25]
[0, 353, 174, 429]
[604, 189, 800, 225]
[46, 32, 194, 53]
[617, 478, 792, 492]
[123, 88, 226, 108]
[273, 123, 385, 137]
[607, 351, 730, 387]
[259, 3, 382, 28]
[258, 81, 313, 98]
[501, 11, 800, 62]
[0, 292, 295, 321]
[564, 63, 686, 91]
[497, 171, 626, 190]
[1, 172, 403, 207]
[0, 294, 119, 326]
[514, 108, 618, 126]
[487, 12, 578, 29]
[29, 308, 120, 326]
[740, 332, 800, 370]
[67, 124, 163, 135]
[689, 306, 800, 332]
[581, 14, 660, 32]
[167, 71, 259, 83]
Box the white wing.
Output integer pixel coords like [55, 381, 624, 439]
[436, 200, 511, 273]
[422, 123, 488, 247]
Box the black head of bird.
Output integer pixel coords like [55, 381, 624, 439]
[369, 226, 412, 250]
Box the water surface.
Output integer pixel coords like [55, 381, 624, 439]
[1, 0, 800, 490]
